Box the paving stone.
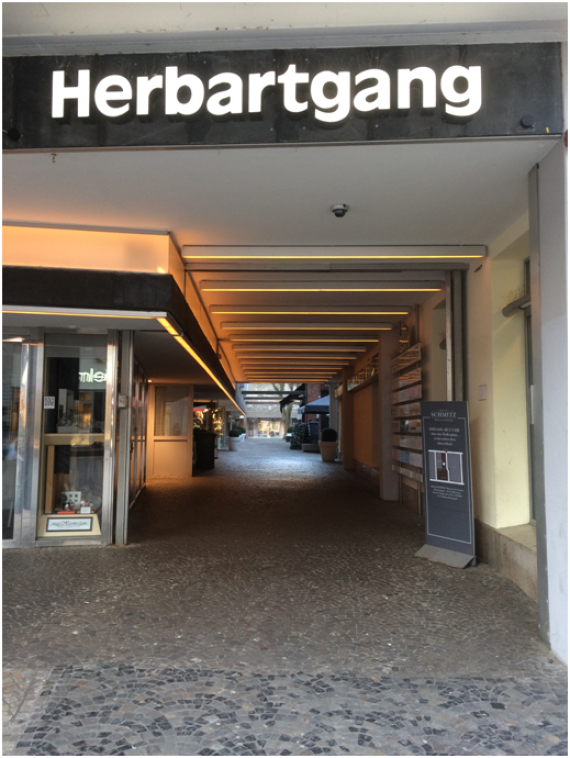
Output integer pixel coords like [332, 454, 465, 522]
[3, 438, 567, 755]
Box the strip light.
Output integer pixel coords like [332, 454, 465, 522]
[233, 347, 366, 352]
[230, 338, 377, 343]
[4, 308, 157, 320]
[247, 372, 333, 375]
[212, 310, 409, 315]
[240, 355, 349, 366]
[203, 287, 441, 292]
[156, 317, 246, 416]
[247, 375, 334, 378]
[236, 355, 350, 363]
[225, 326, 391, 331]
[246, 366, 337, 370]
[187, 254, 482, 259]
[246, 377, 331, 381]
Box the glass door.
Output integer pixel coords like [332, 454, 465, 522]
[38, 334, 109, 542]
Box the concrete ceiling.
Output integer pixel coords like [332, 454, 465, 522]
[2, 138, 558, 384]
[3, 2, 564, 389]
[2, 139, 556, 247]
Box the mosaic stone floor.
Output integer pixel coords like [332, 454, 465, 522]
[3, 438, 567, 755]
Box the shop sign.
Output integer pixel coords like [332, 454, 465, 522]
[78, 358, 107, 390]
[46, 516, 95, 532]
[419, 401, 475, 558]
[78, 368, 107, 384]
[2, 43, 562, 149]
[50, 63, 482, 121]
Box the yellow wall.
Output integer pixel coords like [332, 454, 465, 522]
[489, 230, 531, 525]
[404, 219, 531, 529]
[467, 215, 531, 528]
[418, 293, 447, 402]
[353, 382, 379, 469]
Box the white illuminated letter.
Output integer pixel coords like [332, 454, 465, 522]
[248, 71, 276, 112]
[94, 75, 132, 117]
[311, 71, 351, 123]
[136, 75, 164, 116]
[165, 67, 205, 116]
[277, 64, 309, 113]
[207, 73, 243, 116]
[397, 67, 436, 109]
[441, 65, 482, 117]
[353, 69, 390, 112]
[52, 70, 90, 118]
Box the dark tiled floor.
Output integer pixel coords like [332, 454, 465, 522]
[3, 438, 567, 755]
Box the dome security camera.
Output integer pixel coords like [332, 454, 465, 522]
[331, 203, 349, 218]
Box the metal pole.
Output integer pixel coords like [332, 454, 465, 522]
[101, 330, 119, 546]
[115, 332, 134, 546]
[452, 270, 464, 401]
[445, 270, 454, 400]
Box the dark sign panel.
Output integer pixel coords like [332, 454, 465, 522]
[420, 401, 475, 557]
[2, 43, 562, 150]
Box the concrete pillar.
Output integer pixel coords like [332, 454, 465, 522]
[327, 381, 339, 433]
[379, 332, 400, 501]
[529, 137, 568, 664]
[341, 369, 354, 470]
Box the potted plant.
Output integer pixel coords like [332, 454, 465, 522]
[228, 428, 241, 451]
[319, 428, 338, 462]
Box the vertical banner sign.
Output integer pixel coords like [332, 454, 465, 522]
[417, 401, 475, 566]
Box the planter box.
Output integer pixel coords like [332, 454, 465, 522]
[228, 437, 240, 451]
[319, 441, 338, 462]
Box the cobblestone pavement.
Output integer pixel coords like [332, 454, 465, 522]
[3, 438, 567, 755]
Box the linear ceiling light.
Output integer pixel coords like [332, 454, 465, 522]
[211, 308, 410, 315]
[183, 245, 485, 260]
[239, 355, 352, 360]
[247, 370, 333, 374]
[246, 374, 334, 378]
[156, 317, 246, 416]
[232, 347, 366, 352]
[240, 363, 349, 368]
[188, 255, 482, 259]
[222, 322, 392, 331]
[202, 286, 442, 292]
[240, 361, 350, 365]
[240, 355, 350, 366]
[3, 307, 161, 320]
[230, 338, 378, 343]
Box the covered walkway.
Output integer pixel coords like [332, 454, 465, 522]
[3, 438, 566, 755]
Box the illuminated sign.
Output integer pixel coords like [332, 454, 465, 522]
[3, 44, 562, 150]
[52, 64, 482, 123]
[78, 368, 107, 384]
